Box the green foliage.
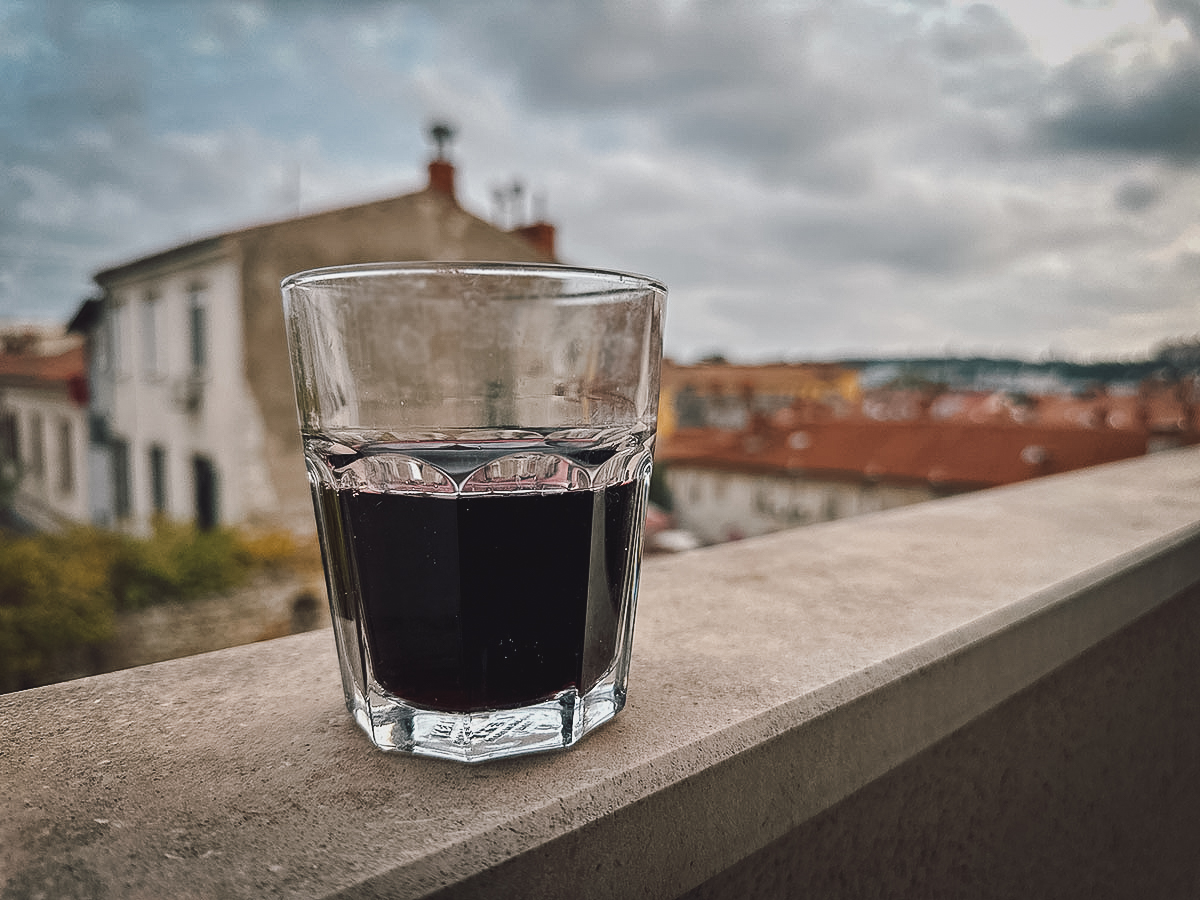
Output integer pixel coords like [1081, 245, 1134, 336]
[105, 522, 252, 611]
[0, 530, 113, 690]
[0, 521, 311, 689]
[237, 527, 322, 574]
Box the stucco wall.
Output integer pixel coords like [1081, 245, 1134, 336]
[683, 581, 1200, 899]
[3, 386, 89, 529]
[666, 464, 935, 543]
[90, 246, 258, 532]
[98, 573, 328, 672]
[235, 188, 558, 531]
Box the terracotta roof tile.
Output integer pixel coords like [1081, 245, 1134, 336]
[0, 345, 85, 382]
[658, 418, 1160, 490]
[0, 346, 87, 404]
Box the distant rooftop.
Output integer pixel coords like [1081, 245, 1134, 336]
[658, 419, 1155, 491]
[658, 366, 1198, 491]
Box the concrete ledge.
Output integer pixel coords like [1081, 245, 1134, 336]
[681, 578, 1200, 897]
[3, 447, 1200, 899]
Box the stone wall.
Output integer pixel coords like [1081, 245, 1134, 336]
[36, 572, 328, 686]
[98, 572, 329, 672]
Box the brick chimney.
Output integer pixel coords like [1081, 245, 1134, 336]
[428, 158, 456, 201]
[509, 222, 557, 259]
[426, 121, 457, 202]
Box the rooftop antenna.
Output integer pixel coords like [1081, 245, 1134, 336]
[428, 121, 455, 161]
[510, 179, 524, 226]
[491, 179, 528, 228]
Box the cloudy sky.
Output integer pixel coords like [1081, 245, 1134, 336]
[2, 0, 1199, 362]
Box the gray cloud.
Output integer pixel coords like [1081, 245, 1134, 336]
[2, 0, 1199, 362]
[1114, 176, 1165, 211]
[441, 2, 927, 192]
[1157, 0, 1200, 38]
[1035, 3, 1200, 161]
[1042, 59, 1200, 159]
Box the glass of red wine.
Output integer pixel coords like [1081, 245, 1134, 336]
[283, 262, 666, 762]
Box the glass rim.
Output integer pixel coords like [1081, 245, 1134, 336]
[281, 260, 666, 294]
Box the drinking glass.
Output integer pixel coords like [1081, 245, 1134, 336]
[282, 262, 666, 762]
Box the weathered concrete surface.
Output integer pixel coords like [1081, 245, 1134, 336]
[680, 580, 1200, 899]
[2, 446, 1199, 899]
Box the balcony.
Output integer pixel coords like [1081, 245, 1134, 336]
[2, 446, 1199, 898]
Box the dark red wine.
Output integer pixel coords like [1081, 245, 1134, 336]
[318, 480, 641, 712]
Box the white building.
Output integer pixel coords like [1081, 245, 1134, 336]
[71, 249, 257, 531]
[72, 154, 557, 535]
[0, 329, 90, 531]
[664, 466, 932, 545]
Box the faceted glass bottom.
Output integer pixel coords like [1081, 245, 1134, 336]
[343, 665, 627, 763]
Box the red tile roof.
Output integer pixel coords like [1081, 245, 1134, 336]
[0, 346, 87, 403]
[0, 345, 83, 381]
[658, 418, 1158, 490]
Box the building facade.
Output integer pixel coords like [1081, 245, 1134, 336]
[73, 157, 557, 535]
[659, 360, 862, 437]
[0, 330, 90, 530]
[663, 465, 931, 545]
[655, 377, 1184, 546]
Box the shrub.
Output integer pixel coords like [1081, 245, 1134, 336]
[0, 521, 315, 689]
[105, 521, 252, 611]
[237, 527, 322, 574]
[0, 532, 113, 690]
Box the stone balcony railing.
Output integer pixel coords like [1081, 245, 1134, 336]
[3, 447, 1199, 899]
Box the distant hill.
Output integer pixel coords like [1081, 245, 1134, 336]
[835, 353, 1198, 396]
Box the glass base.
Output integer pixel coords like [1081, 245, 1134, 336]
[345, 669, 627, 763]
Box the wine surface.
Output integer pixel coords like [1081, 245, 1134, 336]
[308, 436, 646, 713]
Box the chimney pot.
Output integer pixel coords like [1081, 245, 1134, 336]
[428, 159, 456, 201]
[510, 222, 557, 260]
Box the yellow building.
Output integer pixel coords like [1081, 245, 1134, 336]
[659, 360, 862, 438]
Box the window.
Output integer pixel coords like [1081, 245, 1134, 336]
[0, 410, 18, 466]
[57, 418, 74, 495]
[189, 286, 207, 372]
[193, 455, 218, 530]
[111, 438, 131, 520]
[88, 413, 109, 444]
[149, 444, 167, 515]
[141, 291, 160, 377]
[0, 411, 17, 500]
[28, 412, 44, 481]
